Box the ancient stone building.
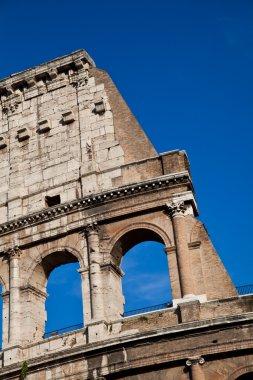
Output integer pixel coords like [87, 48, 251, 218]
[0, 49, 252, 379]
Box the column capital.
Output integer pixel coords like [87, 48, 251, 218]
[83, 222, 99, 236]
[167, 201, 187, 218]
[186, 356, 205, 366]
[4, 245, 22, 260]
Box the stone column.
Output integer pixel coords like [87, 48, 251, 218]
[84, 223, 105, 322]
[168, 202, 194, 298]
[78, 267, 92, 324]
[7, 246, 21, 346]
[186, 356, 205, 380]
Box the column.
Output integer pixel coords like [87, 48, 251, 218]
[168, 202, 194, 298]
[84, 223, 105, 322]
[8, 246, 21, 346]
[186, 357, 205, 380]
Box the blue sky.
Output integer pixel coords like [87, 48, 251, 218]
[0, 0, 253, 332]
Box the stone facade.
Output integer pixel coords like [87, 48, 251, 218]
[0, 50, 251, 379]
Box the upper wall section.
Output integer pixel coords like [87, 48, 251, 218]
[0, 50, 190, 223]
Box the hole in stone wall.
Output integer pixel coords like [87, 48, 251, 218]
[121, 241, 172, 315]
[45, 262, 83, 336]
[45, 195, 61, 207]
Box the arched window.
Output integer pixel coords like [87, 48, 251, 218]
[27, 249, 84, 341]
[45, 262, 83, 337]
[122, 241, 172, 315]
[111, 227, 172, 317]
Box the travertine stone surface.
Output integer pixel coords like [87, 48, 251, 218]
[0, 50, 248, 380]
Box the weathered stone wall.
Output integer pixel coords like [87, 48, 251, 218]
[0, 50, 159, 224]
[0, 50, 248, 380]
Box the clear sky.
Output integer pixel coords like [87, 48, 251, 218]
[0, 0, 253, 333]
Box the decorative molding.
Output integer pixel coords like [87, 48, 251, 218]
[0, 172, 191, 236]
[167, 201, 187, 218]
[164, 246, 176, 255]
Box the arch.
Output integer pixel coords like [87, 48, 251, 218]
[109, 222, 171, 265]
[23, 246, 84, 342]
[107, 223, 172, 317]
[26, 246, 83, 288]
[228, 365, 253, 380]
[121, 240, 171, 312]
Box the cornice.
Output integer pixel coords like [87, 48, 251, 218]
[0, 172, 192, 236]
[0, 49, 95, 89]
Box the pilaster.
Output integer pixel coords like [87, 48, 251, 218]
[168, 202, 195, 298]
[5, 246, 22, 347]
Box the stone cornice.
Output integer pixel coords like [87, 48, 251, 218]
[0, 49, 95, 91]
[0, 172, 192, 236]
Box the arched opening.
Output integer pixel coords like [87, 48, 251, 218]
[122, 241, 172, 316]
[45, 262, 83, 337]
[27, 249, 84, 341]
[236, 374, 253, 380]
[111, 227, 172, 317]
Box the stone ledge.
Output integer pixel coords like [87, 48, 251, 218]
[1, 311, 253, 376]
[0, 171, 192, 238]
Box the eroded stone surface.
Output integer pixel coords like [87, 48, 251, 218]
[0, 50, 249, 380]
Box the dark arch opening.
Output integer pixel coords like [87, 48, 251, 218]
[236, 374, 253, 380]
[118, 229, 172, 316]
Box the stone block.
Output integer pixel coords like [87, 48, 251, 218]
[178, 300, 200, 323]
[17, 127, 30, 142]
[62, 110, 75, 125]
[37, 119, 51, 134]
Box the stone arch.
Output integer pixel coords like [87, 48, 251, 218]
[105, 222, 172, 317]
[228, 365, 253, 380]
[109, 222, 172, 266]
[23, 246, 83, 343]
[26, 246, 83, 289]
